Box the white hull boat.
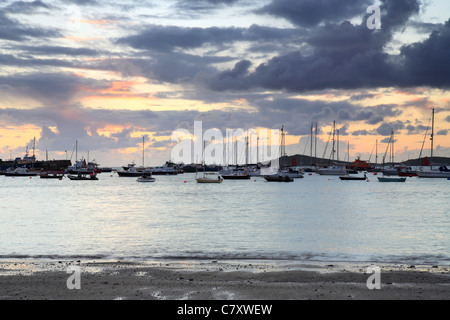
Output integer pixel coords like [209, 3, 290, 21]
[137, 175, 156, 182]
[316, 166, 346, 175]
[196, 172, 223, 183]
[417, 167, 450, 178]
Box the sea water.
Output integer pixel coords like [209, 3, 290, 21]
[0, 172, 448, 265]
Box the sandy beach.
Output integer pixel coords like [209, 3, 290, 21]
[0, 260, 448, 300]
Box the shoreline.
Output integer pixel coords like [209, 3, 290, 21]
[0, 259, 448, 300]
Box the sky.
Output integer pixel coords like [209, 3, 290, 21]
[0, 0, 449, 167]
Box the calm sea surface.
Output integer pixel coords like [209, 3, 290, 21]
[1, 172, 449, 265]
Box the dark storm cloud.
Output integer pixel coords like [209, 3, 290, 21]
[257, 0, 372, 27]
[60, 0, 99, 6]
[117, 25, 243, 52]
[380, 0, 420, 30]
[205, 0, 239, 4]
[117, 24, 300, 53]
[3, 0, 50, 14]
[206, 0, 450, 93]
[0, 10, 59, 41]
[16, 45, 100, 57]
[400, 19, 450, 88]
[174, 0, 239, 13]
[351, 129, 371, 136]
[254, 97, 402, 134]
[90, 52, 231, 84]
[109, 0, 450, 95]
[0, 52, 76, 69]
[405, 123, 430, 134]
[376, 121, 406, 136]
[111, 23, 300, 85]
[0, 72, 110, 104]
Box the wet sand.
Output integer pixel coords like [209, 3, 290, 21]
[0, 260, 448, 300]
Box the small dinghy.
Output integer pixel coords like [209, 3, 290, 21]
[68, 173, 98, 180]
[137, 175, 156, 183]
[339, 174, 367, 181]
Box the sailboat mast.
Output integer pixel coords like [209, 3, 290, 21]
[376, 140, 378, 166]
[392, 130, 394, 165]
[235, 136, 237, 167]
[337, 129, 340, 161]
[246, 131, 249, 166]
[280, 125, 285, 168]
[431, 108, 434, 170]
[310, 123, 313, 167]
[223, 136, 226, 166]
[256, 136, 259, 165]
[142, 136, 145, 167]
[347, 141, 350, 163]
[375, 140, 378, 166]
[315, 122, 318, 165]
[332, 121, 336, 161]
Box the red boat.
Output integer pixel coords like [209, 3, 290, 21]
[347, 158, 373, 171]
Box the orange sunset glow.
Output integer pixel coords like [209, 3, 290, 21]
[1, 0, 449, 167]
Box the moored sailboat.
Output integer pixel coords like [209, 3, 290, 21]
[119, 137, 154, 178]
[417, 109, 450, 178]
[137, 175, 156, 183]
[263, 173, 294, 182]
[196, 140, 223, 183]
[196, 171, 224, 183]
[339, 173, 367, 181]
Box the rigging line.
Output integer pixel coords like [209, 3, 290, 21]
[418, 114, 432, 161]
[321, 125, 332, 162]
[302, 132, 310, 157]
[69, 143, 76, 162]
[368, 142, 376, 163]
[382, 131, 393, 165]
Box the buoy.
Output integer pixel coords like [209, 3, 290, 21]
[184, 181, 187, 183]
[366, 179, 369, 182]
